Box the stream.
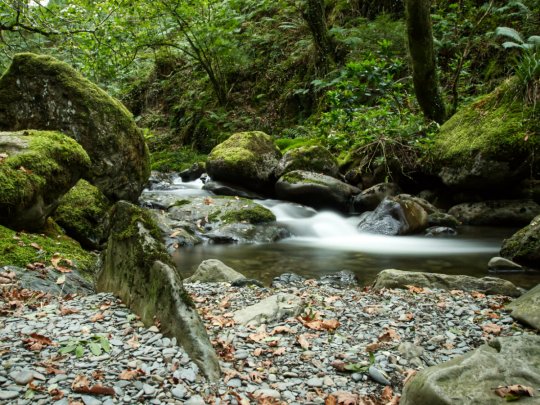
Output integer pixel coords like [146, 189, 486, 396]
[147, 176, 540, 289]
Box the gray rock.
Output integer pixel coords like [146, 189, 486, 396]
[9, 369, 35, 385]
[171, 385, 187, 399]
[351, 183, 401, 213]
[488, 257, 523, 271]
[185, 259, 246, 284]
[506, 283, 540, 330]
[275, 170, 361, 213]
[202, 180, 264, 199]
[81, 395, 102, 405]
[96, 201, 220, 381]
[0, 390, 19, 400]
[184, 395, 206, 405]
[401, 335, 540, 405]
[275, 145, 339, 179]
[319, 270, 358, 288]
[271, 273, 306, 288]
[425, 226, 457, 237]
[233, 293, 304, 326]
[373, 269, 522, 297]
[448, 200, 540, 226]
[0, 53, 149, 202]
[500, 214, 540, 269]
[253, 389, 281, 400]
[368, 366, 391, 385]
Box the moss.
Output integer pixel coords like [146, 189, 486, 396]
[275, 137, 320, 152]
[431, 77, 539, 164]
[0, 130, 91, 210]
[0, 224, 97, 277]
[281, 171, 328, 187]
[208, 131, 280, 166]
[150, 149, 207, 173]
[53, 179, 110, 247]
[219, 204, 276, 224]
[113, 207, 162, 242]
[172, 199, 191, 207]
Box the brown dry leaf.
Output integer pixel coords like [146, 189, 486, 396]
[267, 339, 279, 347]
[248, 331, 269, 343]
[363, 306, 382, 315]
[119, 369, 144, 380]
[220, 295, 231, 309]
[23, 333, 56, 351]
[365, 342, 381, 352]
[378, 329, 401, 343]
[399, 313, 414, 322]
[19, 166, 32, 174]
[297, 316, 340, 331]
[92, 370, 105, 380]
[327, 391, 359, 405]
[90, 313, 105, 322]
[437, 300, 447, 309]
[68, 401, 84, 405]
[49, 388, 64, 401]
[488, 312, 500, 319]
[482, 323, 502, 335]
[403, 369, 417, 385]
[73, 384, 115, 396]
[204, 197, 214, 205]
[381, 386, 394, 402]
[99, 302, 112, 310]
[51, 254, 73, 273]
[471, 291, 486, 299]
[208, 315, 235, 327]
[272, 326, 293, 334]
[325, 295, 341, 305]
[253, 347, 264, 356]
[45, 366, 66, 375]
[0, 271, 17, 280]
[127, 334, 140, 349]
[249, 371, 264, 383]
[443, 342, 455, 350]
[325, 394, 338, 405]
[450, 289, 464, 296]
[273, 347, 286, 356]
[494, 384, 535, 400]
[223, 368, 241, 383]
[297, 334, 310, 349]
[405, 285, 425, 294]
[60, 306, 80, 316]
[331, 360, 347, 372]
[71, 375, 90, 391]
[30, 242, 42, 250]
[304, 279, 318, 287]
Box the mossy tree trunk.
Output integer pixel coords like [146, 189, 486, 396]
[301, 0, 336, 75]
[405, 0, 446, 124]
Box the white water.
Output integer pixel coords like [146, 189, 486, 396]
[257, 199, 499, 256]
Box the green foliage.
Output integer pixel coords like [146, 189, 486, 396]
[150, 147, 207, 172]
[58, 335, 111, 358]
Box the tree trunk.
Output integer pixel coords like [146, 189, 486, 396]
[302, 0, 335, 75]
[405, 0, 446, 123]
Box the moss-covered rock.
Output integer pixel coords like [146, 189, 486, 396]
[206, 131, 281, 194]
[275, 170, 361, 212]
[275, 145, 339, 178]
[448, 199, 540, 226]
[506, 283, 540, 329]
[96, 201, 220, 380]
[430, 77, 539, 191]
[500, 214, 540, 269]
[53, 179, 111, 249]
[0, 224, 97, 278]
[0, 53, 150, 202]
[0, 130, 91, 230]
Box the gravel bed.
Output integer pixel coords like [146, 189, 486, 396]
[0, 282, 536, 404]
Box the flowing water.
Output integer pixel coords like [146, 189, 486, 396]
[159, 178, 540, 289]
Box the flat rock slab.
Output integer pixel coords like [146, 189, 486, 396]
[233, 293, 304, 326]
[506, 283, 540, 330]
[373, 269, 522, 297]
[401, 335, 540, 405]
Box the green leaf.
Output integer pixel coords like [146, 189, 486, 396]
[99, 337, 111, 353]
[24, 389, 35, 399]
[58, 344, 78, 354]
[495, 27, 524, 44]
[88, 342, 102, 356]
[344, 362, 369, 373]
[75, 345, 85, 358]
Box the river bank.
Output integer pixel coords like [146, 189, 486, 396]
[1, 278, 536, 404]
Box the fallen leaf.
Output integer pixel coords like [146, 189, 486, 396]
[494, 384, 535, 400]
[297, 316, 340, 331]
[253, 347, 264, 356]
[398, 313, 414, 322]
[273, 347, 286, 356]
[60, 306, 80, 316]
[406, 285, 425, 294]
[23, 333, 56, 351]
[331, 360, 347, 372]
[19, 166, 32, 174]
[45, 366, 66, 375]
[223, 368, 241, 383]
[71, 375, 90, 391]
[378, 329, 400, 343]
[363, 306, 382, 315]
[297, 334, 310, 349]
[49, 387, 64, 401]
[30, 242, 42, 250]
[92, 370, 105, 380]
[248, 331, 269, 343]
[127, 334, 140, 349]
[272, 326, 293, 334]
[90, 313, 104, 322]
[249, 371, 264, 383]
[204, 197, 214, 205]
[118, 369, 144, 380]
[381, 386, 394, 402]
[51, 254, 73, 273]
[99, 302, 112, 310]
[365, 342, 381, 352]
[326, 391, 359, 405]
[450, 289, 464, 296]
[56, 275, 66, 285]
[471, 291, 486, 299]
[482, 323, 502, 335]
[403, 369, 417, 385]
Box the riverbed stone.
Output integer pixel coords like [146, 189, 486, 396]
[233, 293, 304, 326]
[373, 269, 522, 297]
[275, 145, 339, 178]
[0, 53, 150, 202]
[488, 257, 523, 271]
[275, 170, 360, 212]
[506, 283, 540, 330]
[185, 259, 246, 283]
[96, 201, 220, 381]
[206, 131, 281, 194]
[401, 335, 540, 405]
[448, 200, 540, 226]
[500, 214, 540, 269]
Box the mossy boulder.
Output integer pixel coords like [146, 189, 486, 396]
[206, 131, 281, 194]
[275, 170, 361, 212]
[430, 77, 539, 191]
[500, 214, 540, 269]
[0, 53, 150, 202]
[448, 199, 540, 226]
[506, 283, 540, 330]
[401, 335, 540, 405]
[96, 201, 220, 380]
[0, 223, 97, 279]
[53, 179, 111, 249]
[0, 130, 91, 230]
[275, 145, 339, 178]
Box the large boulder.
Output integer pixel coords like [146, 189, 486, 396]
[351, 183, 401, 213]
[401, 335, 540, 405]
[0, 130, 90, 230]
[0, 53, 150, 202]
[53, 179, 111, 249]
[233, 293, 304, 326]
[500, 214, 540, 268]
[275, 145, 339, 178]
[275, 170, 361, 212]
[96, 201, 220, 381]
[373, 269, 522, 297]
[357, 197, 428, 235]
[506, 283, 540, 330]
[448, 200, 540, 226]
[206, 131, 281, 194]
[185, 259, 246, 283]
[430, 77, 539, 192]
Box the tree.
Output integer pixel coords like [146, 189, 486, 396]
[405, 0, 446, 123]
